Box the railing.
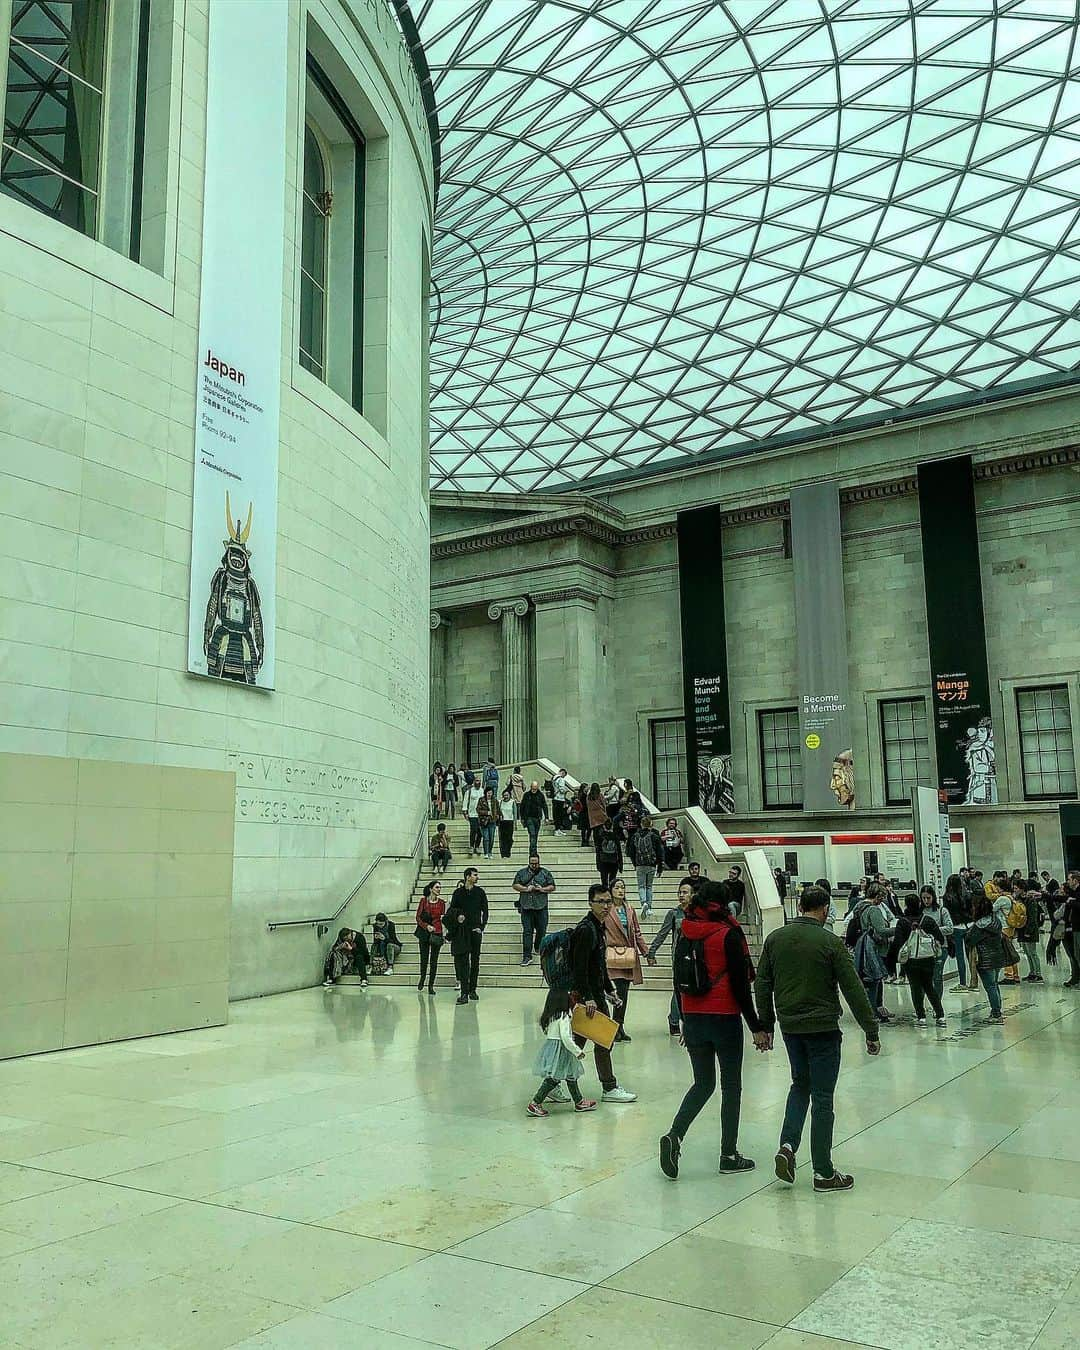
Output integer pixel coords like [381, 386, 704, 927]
[266, 819, 428, 933]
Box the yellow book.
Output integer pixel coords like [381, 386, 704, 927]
[571, 1003, 619, 1050]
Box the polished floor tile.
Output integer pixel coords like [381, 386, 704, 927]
[0, 979, 1075, 1349]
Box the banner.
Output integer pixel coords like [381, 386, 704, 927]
[917, 456, 996, 806]
[790, 482, 854, 811]
[677, 505, 734, 812]
[912, 786, 950, 892]
[187, 1, 289, 688]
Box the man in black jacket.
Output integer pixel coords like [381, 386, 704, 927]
[518, 780, 549, 856]
[570, 885, 637, 1103]
[627, 814, 664, 916]
[447, 868, 489, 1004]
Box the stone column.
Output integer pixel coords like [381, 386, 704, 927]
[488, 597, 530, 764]
[531, 587, 607, 775]
[429, 611, 450, 765]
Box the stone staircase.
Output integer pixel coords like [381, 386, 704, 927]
[337, 814, 762, 993]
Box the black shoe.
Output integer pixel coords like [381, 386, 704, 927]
[1064, 981, 1079, 989]
[456, 995, 469, 1005]
[814, 1170, 855, 1192]
[719, 1153, 755, 1174]
[659, 1132, 680, 1179]
[469, 991, 479, 1001]
[614, 1031, 631, 1043]
[668, 1025, 680, 1036]
[417, 979, 425, 991]
[774, 1145, 796, 1184]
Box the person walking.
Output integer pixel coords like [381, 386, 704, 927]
[847, 883, 894, 1023]
[551, 769, 573, 834]
[415, 881, 445, 994]
[496, 787, 516, 858]
[526, 988, 597, 1115]
[481, 758, 500, 797]
[889, 893, 947, 1026]
[519, 780, 549, 855]
[513, 852, 555, 966]
[585, 782, 607, 850]
[965, 895, 1007, 1021]
[603, 877, 655, 1042]
[755, 885, 881, 1192]
[447, 867, 488, 1004]
[1061, 871, 1080, 988]
[570, 885, 637, 1103]
[627, 813, 664, 916]
[462, 778, 484, 856]
[509, 765, 526, 818]
[1019, 885, 1045, 982]
[919, 885, 954, 1004]
[444, 763, 459, 819]
[477, 787, 496, 859]
[659, 881, 765, 1179]
[429, 764, 445, 820]
[593, 817, 623, 891]
[942, 872, 972, 986]
[649, 879, 694, 1035]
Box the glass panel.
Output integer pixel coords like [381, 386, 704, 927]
[1016, 685, 1077, 800]
[2, 0, 106, 235]
[880, 697, 931, 803]
[299, 123, 328, 380]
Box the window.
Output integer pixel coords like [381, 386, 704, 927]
[650, 717, 686, 810]
[880, 697, 932, 805]
[300, 55, 365, 412]
[759, 707, 802, 809]
[1017, 686, 1076, 800]
[463, 725, 495, 769]
[2, 1, 107, 235]
[2, 0, 155, 261]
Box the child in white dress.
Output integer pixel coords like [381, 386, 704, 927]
[527, 989, 597, 1116]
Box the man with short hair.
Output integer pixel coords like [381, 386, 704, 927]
[447, 868, 488, 1004]
[518, 779, 549, 855]
[726, 864, 746, 915]
[513, 853, 555, 965]
[755, 885, 881, 1193]
[683, 860, 706, 891]
[628, 813, 664, 916]
[571, 885, 636, 1103]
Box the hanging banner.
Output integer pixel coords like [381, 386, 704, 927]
[186, 1, 289, 688]
[917, 456, 996, 806]
[790, 482, 854, 812]
[677, 505, 734, 812]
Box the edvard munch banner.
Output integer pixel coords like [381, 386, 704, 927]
[790, 482, 855, 812]
[187, 1, 288, 688]
[918, 456, 997, 806]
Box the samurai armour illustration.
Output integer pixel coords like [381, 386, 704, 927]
[204, 494, 264, 683]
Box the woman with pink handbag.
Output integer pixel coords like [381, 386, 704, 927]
[603, 877, 656, 1043]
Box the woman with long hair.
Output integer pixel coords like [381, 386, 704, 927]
[415, 880, 446, 994]
[603, 877, 655, 1042]
[888, 891, 947, 1026]
[942, 873, 971, 985]
[659, 880, 764, 1180]
[584, 781, 606, 849]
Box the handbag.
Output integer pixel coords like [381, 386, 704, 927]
[605, 944, 637, 971]
[1002, 935, 1021, 966]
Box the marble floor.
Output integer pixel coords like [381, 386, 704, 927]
[0, 973, 1077, 1350]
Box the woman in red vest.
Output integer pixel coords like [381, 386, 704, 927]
[659, 881, 769, 1180]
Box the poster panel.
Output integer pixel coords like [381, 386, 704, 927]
[677, 506, 734, 811]
[912, 785, 950, 892]
[790, 482, 854, 812]
[917, 456, 997, 806]
[186, 1, 289, 688]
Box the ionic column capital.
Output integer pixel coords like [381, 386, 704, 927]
[430, 610, 452, 630]
[487, 597, 529, 621]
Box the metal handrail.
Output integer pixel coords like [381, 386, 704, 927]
[266, 819, 428, 932]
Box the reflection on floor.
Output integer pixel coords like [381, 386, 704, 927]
[0, 972, 1078, 1349]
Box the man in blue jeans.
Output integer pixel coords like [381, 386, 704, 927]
[754, 886, 881, 1192]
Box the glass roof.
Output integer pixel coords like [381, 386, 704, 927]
[416, 0, 1080, 493]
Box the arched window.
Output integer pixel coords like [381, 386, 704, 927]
[299, 122, 329, 380]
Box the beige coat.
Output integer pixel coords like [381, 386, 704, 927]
[510, 773, 525, 804]
[604, 903, 649, 985]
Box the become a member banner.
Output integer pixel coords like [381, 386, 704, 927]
[677, 505, 734, 812]
[186, 1, 289, 688]
[790, 482, 855, 812]
[917, 456, 997, 806]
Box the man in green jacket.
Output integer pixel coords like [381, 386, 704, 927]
[754, 886, 881, 1192]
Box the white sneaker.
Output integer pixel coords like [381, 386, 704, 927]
[602, 1086, 637, 1103]
[360, 980, 368, 988]
[916, 1017, 927, 1026]
[386, 967, 394, 975]
[547, 1085, 571, 1103]
[935, 1016, 947, 1026]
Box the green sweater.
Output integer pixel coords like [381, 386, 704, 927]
[754, 916, 880, 1039]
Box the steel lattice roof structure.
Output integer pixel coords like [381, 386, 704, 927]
[416, 0, 1080, 493]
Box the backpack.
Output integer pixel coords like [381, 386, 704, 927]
[672, 932, 713, 997]
[599, 831, 618, 858]
[1005, 899, 1026, 933]
[634, 829, 657, 868]
[898, 919, 940, 965]
[483, 765, 499, 792]
[853, 931, 887, 983]
[844, 903, 872, 949]
[539, 928, 575, 991]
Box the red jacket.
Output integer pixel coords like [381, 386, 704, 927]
[415, 896, 445, 936]
[678, 914, 760, 1028]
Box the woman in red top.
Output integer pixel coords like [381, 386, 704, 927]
[659, 881, 767, 1180]
[415, 880, 446, 994]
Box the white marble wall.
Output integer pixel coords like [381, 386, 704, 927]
[0, 0, 433, 998]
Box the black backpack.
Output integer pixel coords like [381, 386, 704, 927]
[672, 932, 713, 997]
[599, 831, 618, 858]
